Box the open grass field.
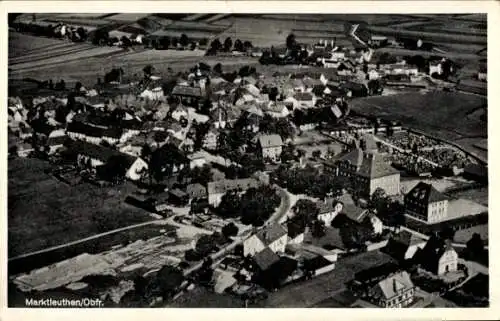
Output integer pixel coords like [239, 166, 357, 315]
[8, 158, 153, 258]
[350, 90, 487, 144]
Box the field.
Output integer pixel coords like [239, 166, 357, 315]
[8, 158, 153, 258]
[350, 90, 487, 147]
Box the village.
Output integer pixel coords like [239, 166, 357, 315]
[8, 13, 488, 308]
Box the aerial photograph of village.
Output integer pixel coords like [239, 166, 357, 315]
[7, 12, 488, 308]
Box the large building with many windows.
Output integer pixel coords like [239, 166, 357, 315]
[404, 182, 449, 224]
[332, 148, 400, 197]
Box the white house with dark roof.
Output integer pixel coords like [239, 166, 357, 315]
[69, 140, 147, 181]
[368, 271, 415, 308]
[257, 134, 283, 162]
[243, 223, 288, 257]
[404, 182, 449, 224]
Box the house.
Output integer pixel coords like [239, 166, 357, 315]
[187, 151, 207, 169]
[332, 148, 400, 197]
[69, 140, 147, 181]
[16, 142, 34, 157]
[171, 85, 203, 107]
[186, 183, 207, 201]
[404, 182, 449, 224]
[303, 255, 336, 276]
[140, 87, 164, 100]
[243, 223, 288, 257]
[293, 92, 316, 109]
[263, 102, 291, 118]
[257, 134, 283, 162]
[429, 60, 443, 76]
[169, 188, 189, 206]
[384, 231, 427, 262]
[171, 105, 189, 122]
[252, 247, 281, 272]
[367, 69, 380, 80]
[203, 127, 219, 150]
[316, 199, 343, 226]
[416, 236, 458, 275]
[46, 135, 67, 155]
[207, 178, 261, 207]
[367, 271, 415, 308]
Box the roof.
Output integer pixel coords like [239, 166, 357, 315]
[371, 271, 414, 300]
[294, 92, 314, 101]
[169, 188, 188, 198]
[67, 121, 123, 139]
[47, 135, 68, 146]
[186, 183, 207, 199]
[342, 204, 368, 223]
[207, 178, 260, 195]
[258, 134, 283, 149]
[357, 152, 400, 179]
[67, 140, 137, 167]
[337, 148, 364, 167]
[317, 198, 339, 214]
[172, 85, 202, 98]
[253, 247, 280, 271]
[256, 223, 288, 246]
[394, 230, 426, 247]
[405, 182, 449, 204]
[304, 255, 334, 271]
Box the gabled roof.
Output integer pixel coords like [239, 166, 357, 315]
[186, 183, 207, 199]
[253, 247, 280, 271]
[337, 148, 364, 167]
[207, 178, 260, 195]
[342, 204, 368, 223]
[357, 152, 400, 179]
[256, 223, 288, 246]
[172, 85, 202, 97]
[405, 182, 449, 204]
[303, 255, 334, 271]
[294, 92, 314, 101]
[67, 140, 137, 167]
[371, 271, 414, 300]
[258, 134, 283, 149]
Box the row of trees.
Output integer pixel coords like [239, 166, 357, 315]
[206, 37, 254, 56]
[216, 185, 281, 226]
[272, 164, 345, 199]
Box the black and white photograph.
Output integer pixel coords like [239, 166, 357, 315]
[6, 8, 490, 310]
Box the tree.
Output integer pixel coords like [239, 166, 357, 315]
[243, 40, 253, 51]
[268, 87, 279, 101]
[74, 82, 82, 93]
[213, 63, 223, 75]
[222, 222, 239, 239]
[293, 199, 319, 225]
[311, 220, 326, 238]
[155, 265, 184, 299]
[286, 33, 297, 50]
[179, 34, 189, 47]
[143, 65, 155, 79]
[439, 226, 456, 241]
[370, 187, 389, 213]
[195, 234, 219, 256]
[171, 37, 179, 47]
[234, 39, 244, 52]
[223, 37, 233, 52]
[210, 38, 222, 52]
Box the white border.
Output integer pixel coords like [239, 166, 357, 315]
[1, 1, 498, 320]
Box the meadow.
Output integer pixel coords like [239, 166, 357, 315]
[8, 158, 153, 258]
